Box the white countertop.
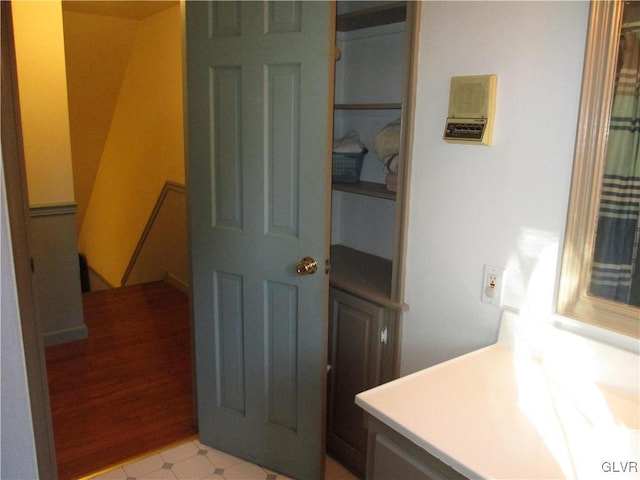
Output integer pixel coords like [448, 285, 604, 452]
[356, 311, 640, 479]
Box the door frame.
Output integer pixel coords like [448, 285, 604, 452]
[2, 2, 194, 477]
[1, 2, 58, 477]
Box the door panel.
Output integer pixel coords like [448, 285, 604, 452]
[186, 2, 334, 479]
[210, 66, 242, 229]
[266, 63, 300, 237]
[213, 271, 245, 414]
[266, 280, 298, 430]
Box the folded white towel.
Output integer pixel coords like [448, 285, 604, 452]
[385, 153, 400, 173]
[333, 130, 366, 153]
[373, 119, 401, 172]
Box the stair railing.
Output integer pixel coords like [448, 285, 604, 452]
[120, 180, 186, 286]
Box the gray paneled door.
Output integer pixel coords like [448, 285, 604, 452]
[186, 2, 333, 479]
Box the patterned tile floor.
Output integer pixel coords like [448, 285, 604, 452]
[85, 437, 358, 480]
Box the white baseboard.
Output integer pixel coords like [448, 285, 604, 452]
[165, 272, 189, 294]
[87, 266, 113, 291]
[43, 325, 88, 347]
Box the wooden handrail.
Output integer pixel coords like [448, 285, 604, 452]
[121, 181, 185, 286]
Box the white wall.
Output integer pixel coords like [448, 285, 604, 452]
[30, 209, 87, 345]
[401, 1, 590, 375]
[331, 23, 405, 259]
[0, 164, 38, 480]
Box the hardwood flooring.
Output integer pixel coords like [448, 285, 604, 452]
[45, 281, 197, 480]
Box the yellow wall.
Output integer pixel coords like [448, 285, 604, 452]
[11, 1, 75, 206]
[62, 10, 139, 231]
[77, 5, 185, 286]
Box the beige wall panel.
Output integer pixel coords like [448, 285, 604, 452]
[62, 10, 139, 231]
[78, 5, 185, 286]
[11, 1, 75, 206]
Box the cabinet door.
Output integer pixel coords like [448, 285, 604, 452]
[370, 433, 441, 480]
[366, 418, 467, 480]
[327, 288, 386, 475]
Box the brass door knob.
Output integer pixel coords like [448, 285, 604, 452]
[296, 257, 318, 276]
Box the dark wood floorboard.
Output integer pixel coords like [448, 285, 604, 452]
[45, 281, 197, 480]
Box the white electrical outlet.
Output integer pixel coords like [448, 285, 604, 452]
[482, 264, 504, 306]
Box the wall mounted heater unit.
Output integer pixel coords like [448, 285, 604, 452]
[443, 74, 497, 146]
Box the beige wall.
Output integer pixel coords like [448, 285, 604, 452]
[62, 10, 139, 231]
[75, 5, 185, 287]
[11, 1, 74, 206]
[12, 1, 86, 346]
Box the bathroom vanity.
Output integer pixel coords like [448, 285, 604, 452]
[356, 311, 640, 479]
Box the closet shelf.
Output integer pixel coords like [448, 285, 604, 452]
[332, 181, 396, 200]
[334, 103, 402, 110]
[330, 245, 406, 311]
[336, 2, 407, 32]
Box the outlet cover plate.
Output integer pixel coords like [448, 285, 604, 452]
[482, 264, 504, 306]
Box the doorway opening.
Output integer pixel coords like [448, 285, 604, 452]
[7, 1, 194, 477]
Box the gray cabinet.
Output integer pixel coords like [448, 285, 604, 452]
[327, 288, 398, 477]
[366, 417, 467, 480]
[327, 2, 419, 477]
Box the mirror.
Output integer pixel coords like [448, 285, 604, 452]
[558, 0, 639, 338]
[590, 1, 640, 308]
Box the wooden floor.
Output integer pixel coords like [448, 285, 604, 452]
[45, 281, 197, 480]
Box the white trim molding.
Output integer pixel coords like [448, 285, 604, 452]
[30, 202, 77, 217]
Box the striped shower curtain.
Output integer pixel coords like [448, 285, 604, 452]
[590, 30, 640, 307]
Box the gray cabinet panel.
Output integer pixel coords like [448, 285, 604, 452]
[366, 418, 468, 480]
[327, 288, 395, 477]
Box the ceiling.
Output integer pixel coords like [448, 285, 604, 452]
[62, 1, 178, 20]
